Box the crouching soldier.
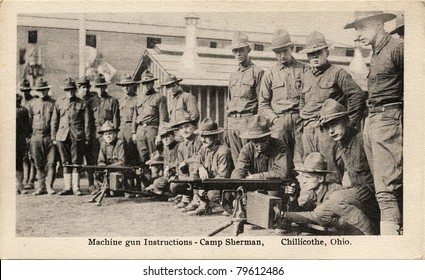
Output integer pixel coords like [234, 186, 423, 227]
[284, 152, 376, 235]
[317, 99, 380, 229]
[144, 151, 174, 199]
[186, 118, 234, 215]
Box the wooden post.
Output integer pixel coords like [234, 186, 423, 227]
[78, 13, 86, 78]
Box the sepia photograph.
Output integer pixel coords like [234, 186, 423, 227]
[1, 0, 424, 259]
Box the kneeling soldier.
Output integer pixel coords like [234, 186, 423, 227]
[145, 151, 173, 199]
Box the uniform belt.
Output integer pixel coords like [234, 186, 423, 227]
[368, 102, 402, 113]
[228, 112, 254, 118]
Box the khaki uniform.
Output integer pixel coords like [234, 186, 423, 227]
[169, 89, 199, 124]
[119, 94, 139, 166]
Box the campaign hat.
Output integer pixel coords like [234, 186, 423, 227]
[160, 74, 183, 87]
[299, 31, 329, 54]
[231, 31, 250, 51]
[98, 120, 120, 134]
[140, 70, 158, 84]
[94, 73, 110, 87]
[116, 73, 139, 86]
[317, 99, 349, 126]
[19, 79, 32, 91]
[61, 77, 77, 90]
[295, 152, 335, 173]
[270, 29, 293, 51]
[239, 115, 278, 139]
[32, 78, 51, 90]
[194, 117, 224, 136]
[344, 11, 396, 29]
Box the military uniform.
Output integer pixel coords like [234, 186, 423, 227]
[132, 88, 168, 163]
[98, 138, 125, 167]
[169, 89, 199, 125]
[16, 94, 31, 194]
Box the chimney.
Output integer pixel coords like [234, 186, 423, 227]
[180, 13, 203, 73]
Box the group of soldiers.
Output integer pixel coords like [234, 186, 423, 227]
[16, 11, 403, 235]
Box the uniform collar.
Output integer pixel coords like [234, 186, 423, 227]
[239, 59, 253, 72]
[373, 33, 392, 55]
[100, 91, 109, 99]
[125, 92, 137, 99]
[315, 183, 328, 203]
[173, 88, 183, 98]
[339, 126, 358, 147]
[278, 57, 296, 69]
[312, 61, 331, 76]
[206, 142, 220, 153]
[145, 88, 156, 96]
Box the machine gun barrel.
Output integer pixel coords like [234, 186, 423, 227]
[63, 164, 141, 172]
[169, 178, 291, 191]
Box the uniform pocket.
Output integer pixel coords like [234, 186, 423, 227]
[318, 81, 337, 101]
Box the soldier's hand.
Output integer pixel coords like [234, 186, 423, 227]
[198, 166, 209, 179]
[132, 133, 137, 142]
[135, 168, 143, 176]
[284, 185, 297, 201]
[247, 173, 263, 179]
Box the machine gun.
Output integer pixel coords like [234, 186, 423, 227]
[170, 177, 295, 236]
[63, 164, 148, 206]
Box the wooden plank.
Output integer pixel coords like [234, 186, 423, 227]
[206, 86, 211, 118]
[215, 87, 220, 126]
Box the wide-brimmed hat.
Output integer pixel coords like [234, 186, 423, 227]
[171, 114, 196, 128]
[299, 31, 329, 54]
[94, 74, 110, 87]
[140, 70, 158, 84]
[239, 115, 277, 139]
[317, 99, 349, 126]
[145, 177, 169, 195]
[98, 120, 120, 134]
[270, 29, 293, 51]
[390, 13, 404, 35]
[77, 76, 91, 86]
[158, 122, 178, 137]
[116, 73, 139, 86]
[161, 74, 183, 87]
[146, 151, 164, 165]
[32, 78, 51, 90]
[231, 31, 250, 51]
[194, 117, 224, 136]
[61, 77, 77, 90]
[344, 11, 396, 30]
[19, 79, 32, 91]
[295, 152, 335, 173]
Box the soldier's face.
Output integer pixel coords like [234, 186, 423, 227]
[307, 48, 329, 68]
[355, 20, 380, 47]
[301, 172, 323, 191]
[179, 123, 196, 139]
[149, 165, 163, 179]
[251, 136, 270, 153]
[123, 84, 136, 95]
[232, 46, 250, 64]
[166, 83, 179, 95]
[65, 89, 76, 99]
[200, 135, 216, 149]
[41, 89, 49, 98]
[161, 132, 175, 147]
[323, 119, 347, 142]
[103, 131, 117, 144]
[273, 46, 293, 64]
[78, 85, 89, 98]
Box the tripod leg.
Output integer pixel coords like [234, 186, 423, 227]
[96, 188, 108, 206]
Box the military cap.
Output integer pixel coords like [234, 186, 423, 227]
[295, 152, 336, 173]
[158, 122, 178, 137]
[94, 73, 110, 87]
[270, 29, 293, 51]
[116, 73, 139, 86]
[231, 32, 250, 50]
[344, 11, 396, 29]
[160, 74, 183, 87]
[61, 77, 77, 90]
[77, 76, 91, 86]
[145, 151, 164, 165]
[317, 99, 349, 126]
[140, 70, 158, 84]
[32, 78, 51, 90]
[239, 114, 278, 139]
[194, 117, 224, 136]
[19, 79, 32, 91]
[171, 114, 196, 128]
[98, 120, 120, 134]
[145, 177, 170, 195]
[299, 31, 329, 54]
[390, 13, 404, 35]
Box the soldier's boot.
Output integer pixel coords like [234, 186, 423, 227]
[72, 172, 83, 196]
[380, 221, 401, 235]
[16, 171, 27, 195]
[125, 178, 135, 198]
[175, 195, 191, 209]
[182, 190, 200, 213]
[33, 170, 47, 196]
[45, 167, 56, 195]
[59, 173, 73, 195]
[23, 159, 34, 190]
[188, 200, 212, 216]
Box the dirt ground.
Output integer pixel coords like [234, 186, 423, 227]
[16, 178, 301, 237]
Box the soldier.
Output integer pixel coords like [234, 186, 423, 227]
[259, 29, 308, 161]
[52, 78, 91, 196]
[19, 79, 36, 190]
[16, 94, 31, 194]
[158, 123, 180, 179]
[132, 70, 168, 164]
[144, 151, 173, 199]
[161, 74, 199, 125]
[187, 118, 234, 215]
[117, 73, 140, 193]
[227, 32, 264, 163]
[317, 99, 380, 227]
[283, 152, 375, 235]
[298, 31, 366, 183]
[344, 11, 403, 234]
[28, 78, 57, 195]
[97, 121, 125, 167]
[390, 13, 404, 39]
[76, 76, 97, 193]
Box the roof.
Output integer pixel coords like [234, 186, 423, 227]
[134, 44, 369, 88]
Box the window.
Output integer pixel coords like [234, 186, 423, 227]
[28, 30, 38, 44]
[210, 41, 217, 48]
[147, 37, 161, 49]
[86, 34, 97, 48]
[345, 49, 354, 57]
[254, 44, 264, 51]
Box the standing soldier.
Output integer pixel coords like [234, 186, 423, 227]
[28, 78, 57, 195]
[52, 78, 91, 196]
[344, 11, 403, 234]
[298, 31, 366, 183]
[132, 70, 169, 165]
[259, 29, 308, 161]
[76, 76, 97, 193]
[227, 32, 264, 163]
[117, 73, 140, 194]
[161, 74, 199, 125]
[16, 94, 31, 194]
[19, 79, 36, 190]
